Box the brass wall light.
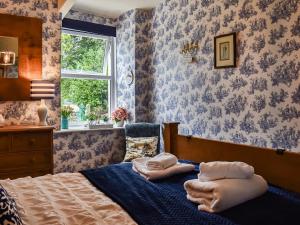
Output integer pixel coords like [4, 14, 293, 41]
[180, 41, 199, 63]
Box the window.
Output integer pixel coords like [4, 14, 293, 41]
[61, 30, 116, 128]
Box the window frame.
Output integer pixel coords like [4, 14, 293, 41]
[61, 29, 116, 125]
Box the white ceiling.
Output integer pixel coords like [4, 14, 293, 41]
[73, 0, 161, 18]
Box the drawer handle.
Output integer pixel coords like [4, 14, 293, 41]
[29, 138, 36, 145]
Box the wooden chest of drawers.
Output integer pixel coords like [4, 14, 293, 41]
[0, 125, 54, 179]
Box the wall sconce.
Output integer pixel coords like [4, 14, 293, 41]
[126, 66, 134, 86]
[0, 51, 16, 78]
[180, 41, 199, 63]
[0, 51, 15, 65]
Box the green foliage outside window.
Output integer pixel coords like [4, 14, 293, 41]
[61, 78, 108, 110]
[61, 33, 109, 120]
[61, 33, 105, 73]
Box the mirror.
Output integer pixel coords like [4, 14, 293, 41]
[0, 13, 42, 100]
[0, 36, 19, 79]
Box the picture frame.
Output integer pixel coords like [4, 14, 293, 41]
[214, 32, 236, 69]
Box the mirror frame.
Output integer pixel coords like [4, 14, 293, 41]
[0, 13, 42, 101]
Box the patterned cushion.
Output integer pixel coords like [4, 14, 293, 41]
[124, 136, 158, 162]
[0, 184, 23, 225]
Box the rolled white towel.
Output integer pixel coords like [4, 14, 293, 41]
[133, 157, 195, 180]
[146, 153, 178, 170]
[184, 174, 268, 213]
[198, 161, 254, 181]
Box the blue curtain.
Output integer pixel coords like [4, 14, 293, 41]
[62, 18, 116, 37]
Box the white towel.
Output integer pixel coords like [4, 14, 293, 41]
[198, 161, 254, 181]
[132, 157, 195, 180]
[146, 153, 178, 170]
[184, 174, 268, 213]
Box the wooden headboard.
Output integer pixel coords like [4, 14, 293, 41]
[163, 122, 300, 193]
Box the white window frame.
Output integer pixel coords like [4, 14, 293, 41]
[61, 29, 116, 120]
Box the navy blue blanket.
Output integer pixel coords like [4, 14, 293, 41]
[81, 163, 300, 225]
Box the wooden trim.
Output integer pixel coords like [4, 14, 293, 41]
[50, 128, 54, 174]
[163, 122, 300, 193]
[163, 122, 179, 154]
[0, 125, 54, 133]
[59, 0, 76, 18]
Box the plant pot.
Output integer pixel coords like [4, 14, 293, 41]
[89, 123, 113, 129]
[61, 117, 69, 129]
[115, 120, 124, 127]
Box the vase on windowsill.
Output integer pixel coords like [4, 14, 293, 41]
[111, 107, 128, 128]
[61, 106, 74, 130]
[61, 117, 69, 129]
[115, 119, 124, 127]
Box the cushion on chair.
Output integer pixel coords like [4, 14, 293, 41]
[124, 136, 158, 162]
[125, 123, 161, 153]
[0, 184, 23, 225]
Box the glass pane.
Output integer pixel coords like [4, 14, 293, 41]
[61, 32, 107, 74]
[61, 78, 109, 123]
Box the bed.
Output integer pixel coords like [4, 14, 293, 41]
[1, 173, 136, 225]
[1, 122, 300, 225]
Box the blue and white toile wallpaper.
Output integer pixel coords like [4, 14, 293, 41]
[65, 9, 117, 26]
[116, 9, 155, 122]
[117, 0, 300, 152]
[53, 129, 125, 173]
[116, 9, 136, 121]
[135, 9, 156, 122]
[0, 0, 61, 128]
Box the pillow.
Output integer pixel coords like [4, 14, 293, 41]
[0, 184, 23, 225]
[124, 136, 158, 162]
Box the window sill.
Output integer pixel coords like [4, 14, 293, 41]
[55, 126, 124, 134]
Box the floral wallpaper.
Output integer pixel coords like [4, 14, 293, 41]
[149, 0, 300, 151]
[65, 9, 117, 27]
[135, 9, 156, 122]
[116, 9, 155, 122]
[117, 0, 300, 152]
[0, 0, 61, 129]
[53, 129, 125, 173]
[116, 9, 136, 121]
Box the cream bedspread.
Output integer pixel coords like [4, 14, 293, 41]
[0, 173, 137, 225]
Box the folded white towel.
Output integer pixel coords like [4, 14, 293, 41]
[146, 153, 178, 170]
[133, 157, 195, 180]
[198, 161, 254, 181]
[184, 174, 268, 213]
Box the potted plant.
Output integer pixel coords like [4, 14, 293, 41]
[111, 107, 128, 127]
[86, 110, 99, 129]
[102, 114, 109, 123]
[61, 106, 74, 129]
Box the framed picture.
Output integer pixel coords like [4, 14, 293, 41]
[214, 33, 236, 69]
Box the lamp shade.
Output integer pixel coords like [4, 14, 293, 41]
[30, 80, 55, 99]
[0, 51, 15, 65]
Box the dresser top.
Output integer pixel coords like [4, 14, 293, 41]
[0, 125, 54, 133]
